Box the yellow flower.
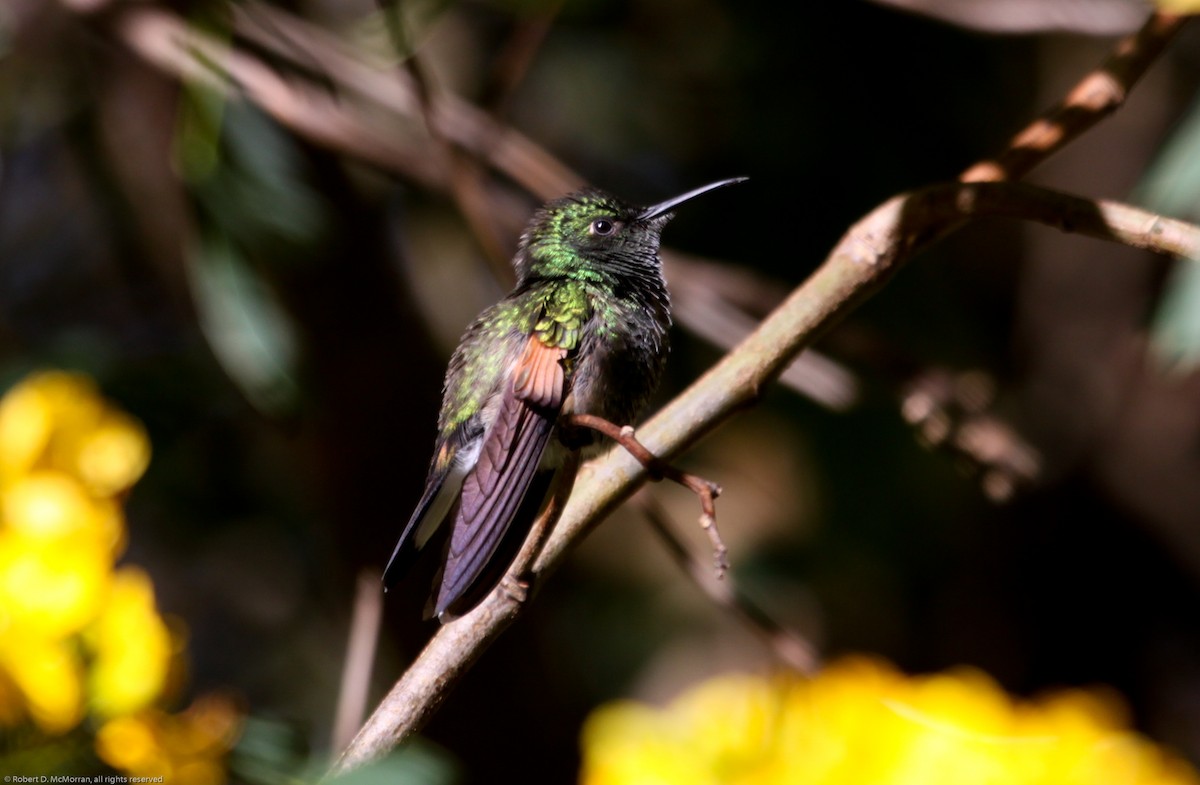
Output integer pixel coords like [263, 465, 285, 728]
[69, 410, 151, 498]
[0, 631, 84, 733]
[0, 370, 149, 497]
[0, 372, 103, 481]
[0, 369, 235, 782]
[0, 528, 111, 639]
[0, 369, 155, 734]
[580, 657, 1200, 785]
[3, 471, 125, 554]
[1155, 0, 1200, 12]
[96, 695, 242, 785]
[86, 567, 174, 717]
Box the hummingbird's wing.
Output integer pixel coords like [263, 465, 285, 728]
[433, 335, 567, 617]
[381, 436, 471, 590]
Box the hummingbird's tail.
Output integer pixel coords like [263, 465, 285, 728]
[383, 457, 465, 590]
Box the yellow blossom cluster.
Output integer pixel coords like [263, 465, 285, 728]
[96, 695, 242, 785]
[1155, 1, 1200, 12]
[581, 656, 1200, 785]
[0, 371, 239, 782]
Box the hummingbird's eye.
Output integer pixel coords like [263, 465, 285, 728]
[589, 218, 616, 236]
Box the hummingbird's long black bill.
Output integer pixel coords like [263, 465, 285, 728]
[637, 177, 748, 221]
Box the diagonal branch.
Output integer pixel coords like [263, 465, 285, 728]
[961, 10, 1188, 183]
[330, 181, 1200, 774]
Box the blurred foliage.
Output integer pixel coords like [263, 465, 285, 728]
[1137, 92, 1200, 369]
[581, 657, 1200, 785]
[228, 716, 458, 785]
[180, 85, 331, 416]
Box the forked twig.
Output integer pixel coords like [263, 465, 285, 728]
[564, 413, 728, 577]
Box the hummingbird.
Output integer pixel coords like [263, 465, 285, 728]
[384, 177, 746, 619]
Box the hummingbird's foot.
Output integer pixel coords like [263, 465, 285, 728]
[499, 574, 530, 605]
[563, 413, 728, 580]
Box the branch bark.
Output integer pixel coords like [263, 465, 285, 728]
[961, 10, 1188, 183]
[330, 180, 1200, 773]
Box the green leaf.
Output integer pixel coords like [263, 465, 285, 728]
[318, 742, 460, 785]
[186, 225, 301, 415]
[1134, 92, 1200, 370]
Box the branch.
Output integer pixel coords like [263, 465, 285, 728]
[231, 1, 584, 198]
[107, 5, 449, 185]
[330, 181, 1200, 773]
[901, 368, 1042, 502]
[961, 10, 1189, 183]
[668, 258, 860, 411]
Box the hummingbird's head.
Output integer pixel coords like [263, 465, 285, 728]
[515, 178, 747, 288]
[516, 189, 660, 287]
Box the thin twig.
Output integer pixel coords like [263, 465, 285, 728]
[480, 3, 563, 117]
[233, 1, 584, 197]
[112, 6, 448, 185]
[331, 181, 1200, 773]
[900, 368, 1042, 502]
[961, 10, 1188, 183]
[635, 495, 818, 675]
[374, 0, 516, 280]
[331, 570, 384, 753]
[564, 413, 727, 577]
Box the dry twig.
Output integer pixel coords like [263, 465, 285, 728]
[374, 0, 516, 280]
[901, 368, 1042, 501]
[635, 495, 818, 674]
[331, 570, 384, 753]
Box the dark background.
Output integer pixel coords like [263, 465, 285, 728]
[3, 0, 1200, 780]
